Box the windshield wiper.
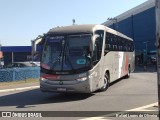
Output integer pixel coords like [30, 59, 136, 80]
[51, 56, 61, 70]
[51, 42, 64, 70]
[63, 44, 74, 71]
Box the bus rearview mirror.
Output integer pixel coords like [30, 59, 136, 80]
[32, 38, 42, 53]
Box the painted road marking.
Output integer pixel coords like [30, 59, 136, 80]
[126, 102, 158, 111]
[110, 102, 158, 117]
[0, 86, 40, 93]
[79, 117, 110, 120]
[78, 102, 158, 120]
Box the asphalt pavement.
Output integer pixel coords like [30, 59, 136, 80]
[0, 65, 158, 120]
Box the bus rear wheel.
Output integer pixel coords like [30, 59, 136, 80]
[125, 66, 130, 78]
[99, 72, 110, 92]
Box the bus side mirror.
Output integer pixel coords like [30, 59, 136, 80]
[89, 35, 100, 52]
[32, 38, 42, 54]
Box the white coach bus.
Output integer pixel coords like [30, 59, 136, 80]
[39, 24, 135, 93]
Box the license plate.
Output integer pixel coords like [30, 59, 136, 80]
[57, 88, 66, 91]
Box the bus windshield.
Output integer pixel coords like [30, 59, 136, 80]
[41, 34, 92, 72]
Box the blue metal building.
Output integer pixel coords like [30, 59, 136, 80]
[103, 0, 156, 55]
[1, 46, 32, 65]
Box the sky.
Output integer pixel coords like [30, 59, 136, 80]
[0, 0, 148, 46]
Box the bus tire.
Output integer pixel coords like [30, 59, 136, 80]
[99, 72, 110, 92]
[125, 66, 130, 78]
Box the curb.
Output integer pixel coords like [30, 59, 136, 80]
[0, 86, 40, 93]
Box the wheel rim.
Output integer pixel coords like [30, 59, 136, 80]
[103, 74, 108, 89]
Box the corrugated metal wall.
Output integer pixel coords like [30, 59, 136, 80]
[3, 52, 31, 65]
[108, 7, 156, 53]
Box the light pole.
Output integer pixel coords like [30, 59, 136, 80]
[143, 41, 150, 66]
[143, 41, 150, 53]
[156, 0, 160, 117]
[31, 40, 35, 63]
[107, 17, 118, 31]
[0, 43, 1, 67]
[0, 42, 2, 68]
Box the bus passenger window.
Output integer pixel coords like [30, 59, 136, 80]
[92, 30, 104, 65]
[105, 32, 113, 51]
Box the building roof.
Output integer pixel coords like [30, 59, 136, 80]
[102, 0, 155, 26]
[1, 46, 32, 52]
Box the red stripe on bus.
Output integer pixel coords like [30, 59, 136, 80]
[41, 74, 60, 79]
[124, 53, 128, 75]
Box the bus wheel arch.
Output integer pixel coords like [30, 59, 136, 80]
[99, 70, 110, 92]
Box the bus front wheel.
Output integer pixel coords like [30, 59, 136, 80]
[100, 72, 110, 92]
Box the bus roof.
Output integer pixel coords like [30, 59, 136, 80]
[48, 24, 96, 35]
[47, 24, 133, 41]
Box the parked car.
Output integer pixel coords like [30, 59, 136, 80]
[150, 57, 157, 63]
[31, 61, 40, 67]
[6, 62, 38, 68]
[147, 56, 157, 65]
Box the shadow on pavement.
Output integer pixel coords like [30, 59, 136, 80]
[0, 89, 94, 108]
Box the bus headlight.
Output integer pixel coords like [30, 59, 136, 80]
[77, 77, 87, 81]
[41, 77, 47, 82]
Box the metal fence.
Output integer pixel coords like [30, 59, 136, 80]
[0, 67, 40, 82]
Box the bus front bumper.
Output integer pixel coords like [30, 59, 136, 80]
[40, 79, 92, 93]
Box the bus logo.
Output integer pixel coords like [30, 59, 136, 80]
[59, 81, 63, 85]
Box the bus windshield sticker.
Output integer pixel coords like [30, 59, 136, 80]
[47, 36, 64, 43]
[50, 36, 64, 39]
[47, 39, 62, 43]
[76, 59, 86, 64]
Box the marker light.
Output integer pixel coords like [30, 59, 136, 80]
[41, 77, 47, 82]
[77, 77, 87, 81]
